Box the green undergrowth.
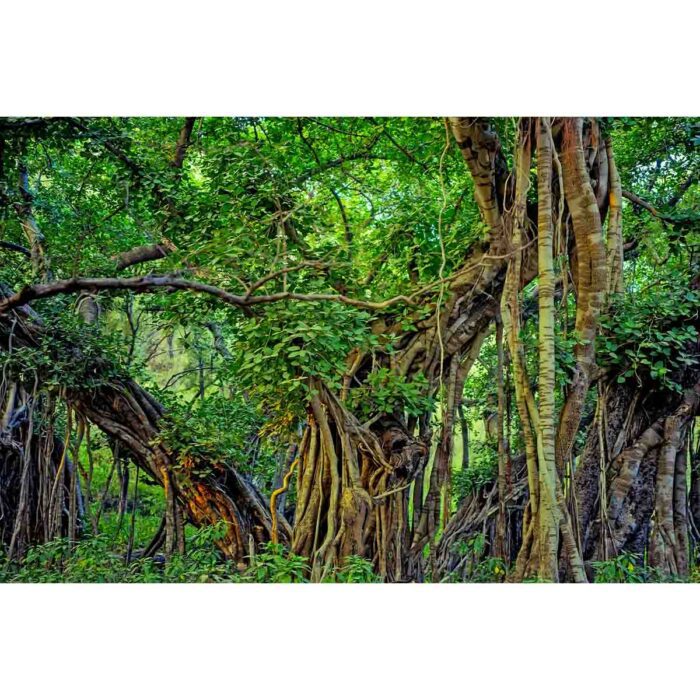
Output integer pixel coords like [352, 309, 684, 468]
[5, 529, 700, 584]
[440, 536, 699, 583]
[0, 535, 381, 583]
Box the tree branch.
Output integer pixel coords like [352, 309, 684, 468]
[0, 273, 417, 316]
[15, 161, 51, 281]
[114, 242, 177, 271]
[622, 189, 672, 221]
[292, 138, 384, 187]
[448, 117, 508, 245]
[0, 241, 31, 258]
[171, 117, 197, 170]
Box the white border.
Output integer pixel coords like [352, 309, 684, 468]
[2, 583, 699, 698]
[1, 1, 698, 116]
[1, 1, 698, 697]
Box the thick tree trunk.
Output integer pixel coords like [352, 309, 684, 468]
[291, 380, 428, 581]
[286, 119, 518, 579]
[575, 370, 700, 574]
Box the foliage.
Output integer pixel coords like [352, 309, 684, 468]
[349, 367, 433, 421]
[236, 543, 309, 583]
[158, 390, 276, 483]
[327, 555, 380, 583]
[599, 286, 699, 392]
[0, 525, 238, 583]
[1, 116, 699, 584]
[591, 553, 649, 583]
[235, 301, 380, 421]
[0, 532, 313, 583]
[452, 443, 498, 500]
[2, 307, 127, 392]
[446, 534, 507, 582]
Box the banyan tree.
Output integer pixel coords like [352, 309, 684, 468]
[0, 116, 697, 582]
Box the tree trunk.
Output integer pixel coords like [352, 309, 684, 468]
[575, 371, 700, 573]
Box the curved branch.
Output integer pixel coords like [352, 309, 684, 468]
[0, 273, 418, 316]
[622, 189, 671, 221]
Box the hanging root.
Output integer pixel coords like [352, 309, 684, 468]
[270, 457, 299, 545]
[434, 458, 528, 582]
[291, 380, 428, 580]
[1, 382, 83, 559]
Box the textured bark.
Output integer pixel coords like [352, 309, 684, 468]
[576, 369, 700, 568]
[114, 242, 177, 271]
[556, 118, 607, 470]
[434, 457, 528, 581]
[291, 380, 428, 581]
[649, 381, 699, 575]
[605, 138, 624, 296]
[448, 118, 507, 247]
[493, 319, 509, 559]
[574, 381, 638, 558]
[503, 121, 543, 581]
[535, 118, 559, 581]
[15, 162, 51, 282]
[500, 119, 600, 582]
[673, 440, 689, 576]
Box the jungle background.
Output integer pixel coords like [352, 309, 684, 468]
[0, 115, 698, 583]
